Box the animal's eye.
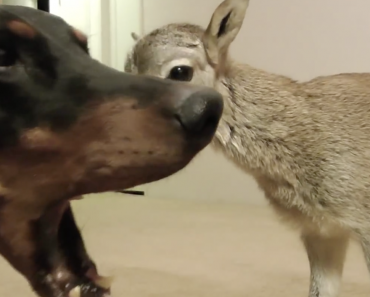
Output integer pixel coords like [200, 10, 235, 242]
[167, 65, 193, 82]
[0, 49, 16, 69]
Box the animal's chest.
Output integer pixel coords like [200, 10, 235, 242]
[212, 122, 341, 234]
[254, 174, 306, 211]
[254, 174, 341, 234]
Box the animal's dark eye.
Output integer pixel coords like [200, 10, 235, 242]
[167, 65, 193, 82]
[0, 49, 16, 69]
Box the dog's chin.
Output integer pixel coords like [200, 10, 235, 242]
[72, 157, 194, 197]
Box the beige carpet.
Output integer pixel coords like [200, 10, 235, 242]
[0, 194, 369, 296]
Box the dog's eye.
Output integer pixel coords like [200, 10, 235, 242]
[0, 49, 16, 69]
[167, 65, 193, 82]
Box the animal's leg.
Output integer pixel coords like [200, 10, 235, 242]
[301, 230, 349, 297]
[33, 202, 111, 297]
[0, 201, 110, 297]
[356, 231, 370, 276]
[58, 205, 98, 280]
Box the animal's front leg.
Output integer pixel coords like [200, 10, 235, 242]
[58, 205, 113, 296]
[301, 230, 349, 297]
[0, 201, 111, 297]
[0, 202, 42, 280]
[33, 202, 112, 297]
[58, 205, 98, 281]
[0, 201, 71, 296]
[356, 230, 370, 283]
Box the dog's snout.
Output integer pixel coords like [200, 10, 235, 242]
[175, 89, 223, 139]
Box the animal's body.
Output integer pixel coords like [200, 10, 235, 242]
[125, 0, 370, 296]
[0, 5, 222, 297]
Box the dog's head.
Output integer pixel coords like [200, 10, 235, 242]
[0, 6, 223, 297]
[0, 6, 223, 199]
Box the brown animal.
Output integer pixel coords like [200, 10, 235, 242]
[0, 5, 223, 297]
[124, 0, 370, 296]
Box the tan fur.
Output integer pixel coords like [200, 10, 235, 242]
[124, 0, 370, 296]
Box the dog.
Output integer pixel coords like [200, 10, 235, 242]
[0, 5, 223, 297]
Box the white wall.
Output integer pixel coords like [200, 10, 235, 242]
[49, 0, 105, 64]
[1, 0, 143, 69]
[48, 0, 142, 69]
[1, 0, 36, 6]
[109, 0, 142, 71]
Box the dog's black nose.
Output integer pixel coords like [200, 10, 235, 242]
[175, 89, 223, 139]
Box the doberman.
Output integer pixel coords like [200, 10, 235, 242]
[0, 5, 223, 297]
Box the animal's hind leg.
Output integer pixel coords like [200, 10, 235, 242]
[356, 231, 370, 276]
[301, 229, 349, 297]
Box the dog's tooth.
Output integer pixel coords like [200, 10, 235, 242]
[69, 286, 81, 297]
[95, 276, 114, 289]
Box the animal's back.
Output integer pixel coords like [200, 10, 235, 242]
[301, 72, 370, 153]
[296, 73, 370, 219]
[222, 63, 370, 221]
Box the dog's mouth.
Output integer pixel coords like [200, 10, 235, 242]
[32, 198, 113, 297]
[72, 161, 191, 196]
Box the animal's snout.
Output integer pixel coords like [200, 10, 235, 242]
[175, 89, 223, 140]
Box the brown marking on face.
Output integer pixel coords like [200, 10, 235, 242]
[72, 27, 88, 44]
[67, 99, 192, 194]
[7, 20, 37, 39]
[0, 98, 189, 203]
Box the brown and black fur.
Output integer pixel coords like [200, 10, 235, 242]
[0, 5, 223, 297]
[125, 0, 370, 296]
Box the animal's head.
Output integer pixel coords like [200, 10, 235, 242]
[0, 5, 224, 198]
[125, 0, 249, 87]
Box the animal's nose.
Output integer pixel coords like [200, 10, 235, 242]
[175, 89, 223, 139]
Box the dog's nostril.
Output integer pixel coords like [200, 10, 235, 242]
[175, 89, 223, 138]
[201, 114, 219, 133]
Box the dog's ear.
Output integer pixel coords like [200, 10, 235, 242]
[131, 32, 140, 41]
[203, 0, 249, 66]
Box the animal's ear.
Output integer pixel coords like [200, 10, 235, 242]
[203, 0, 249, 66]
[131, 32, 140, 41]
